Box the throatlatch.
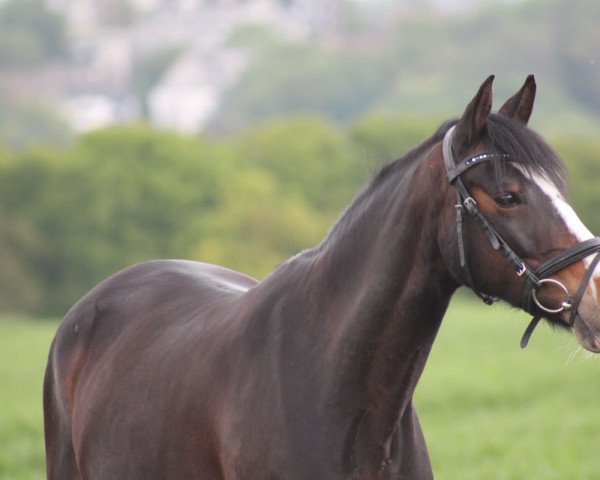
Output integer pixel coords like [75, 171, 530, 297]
[442, 126, 600, 347]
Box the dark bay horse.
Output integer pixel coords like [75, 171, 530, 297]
[44, 76, 600, 479]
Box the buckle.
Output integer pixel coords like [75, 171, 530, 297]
[463, 197, 477, 214]
[463, 197, 476, 207]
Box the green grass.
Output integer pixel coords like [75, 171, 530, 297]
[1, 298, 599, 479]
[0, 316, 57, 480]
[417, 297, 600, 479]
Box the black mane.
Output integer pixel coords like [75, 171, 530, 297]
[369, 114, 566, 194]
[486, 113, 566, 193]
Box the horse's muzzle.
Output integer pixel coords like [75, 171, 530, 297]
[572, 296, 600, 353]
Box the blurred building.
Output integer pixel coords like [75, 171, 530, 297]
[148, 47, 247, 133]
[44, 0, 342, 133]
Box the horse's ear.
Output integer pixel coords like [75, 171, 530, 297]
[453, 75, 494, 154]
[498, 75, 536, 125]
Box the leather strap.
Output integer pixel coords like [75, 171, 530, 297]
[447, 152, 509, 184]
[537, 238, 600, 278]
[520, 315, 541, 348]
[444, 127, 501, 304]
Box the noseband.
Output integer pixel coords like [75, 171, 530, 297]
[442, 126, 600, 347]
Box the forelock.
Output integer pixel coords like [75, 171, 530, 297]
[485, 114, 566, 193]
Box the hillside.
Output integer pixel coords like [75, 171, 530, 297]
[0, 0, 599, 148]
[211, 0, 600, 137]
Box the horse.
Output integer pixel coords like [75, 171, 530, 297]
[44, 75, 600, 480]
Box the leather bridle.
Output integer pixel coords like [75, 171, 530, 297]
[442, 125, 600, 347]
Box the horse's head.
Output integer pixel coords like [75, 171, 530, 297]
[439, 75, 600, 352]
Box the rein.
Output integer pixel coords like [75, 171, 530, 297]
[442, 126, 600, 347]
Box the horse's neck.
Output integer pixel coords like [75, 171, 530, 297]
[316, 159, 453, 408]
[245, 151, 455, 464]
[267, 153, 456, 435]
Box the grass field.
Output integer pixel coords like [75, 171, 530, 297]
[0, 316, 56, 480]
[1, 298, 599, 479]
[417, 298, 600, 480]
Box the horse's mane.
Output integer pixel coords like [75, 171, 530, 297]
[369, 114, 566, 194]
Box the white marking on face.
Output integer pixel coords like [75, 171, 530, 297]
[529, 172, 593, 242]
[516, 164, 599, 300]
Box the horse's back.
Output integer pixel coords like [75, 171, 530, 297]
[44, 260, 257, 479]
[48, 259, 256, 398]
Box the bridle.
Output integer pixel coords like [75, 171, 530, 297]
[442, 125, 600, 347]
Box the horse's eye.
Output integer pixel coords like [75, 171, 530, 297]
[494, 192, 521, 208]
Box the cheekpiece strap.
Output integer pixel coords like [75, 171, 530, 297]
[443, 126, 511, 305]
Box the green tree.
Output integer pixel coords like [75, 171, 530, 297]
[0, 125, 240, 314]
[196, 116, 368, 278]
[0, 145, 43, 311]
[0, 96, 72, 151]
[237, 116, 367, 214]
[349, 113, 441, 171]
[195, 170, 327, 279]
[0, 118, 373, 314]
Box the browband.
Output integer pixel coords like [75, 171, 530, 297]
[446, 152, 510, 184]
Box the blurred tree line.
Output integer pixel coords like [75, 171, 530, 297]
[211, 0, 600, 137]
[1, 116, 600, 317]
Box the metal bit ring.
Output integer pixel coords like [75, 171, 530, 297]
[531, 278, 572, 314]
